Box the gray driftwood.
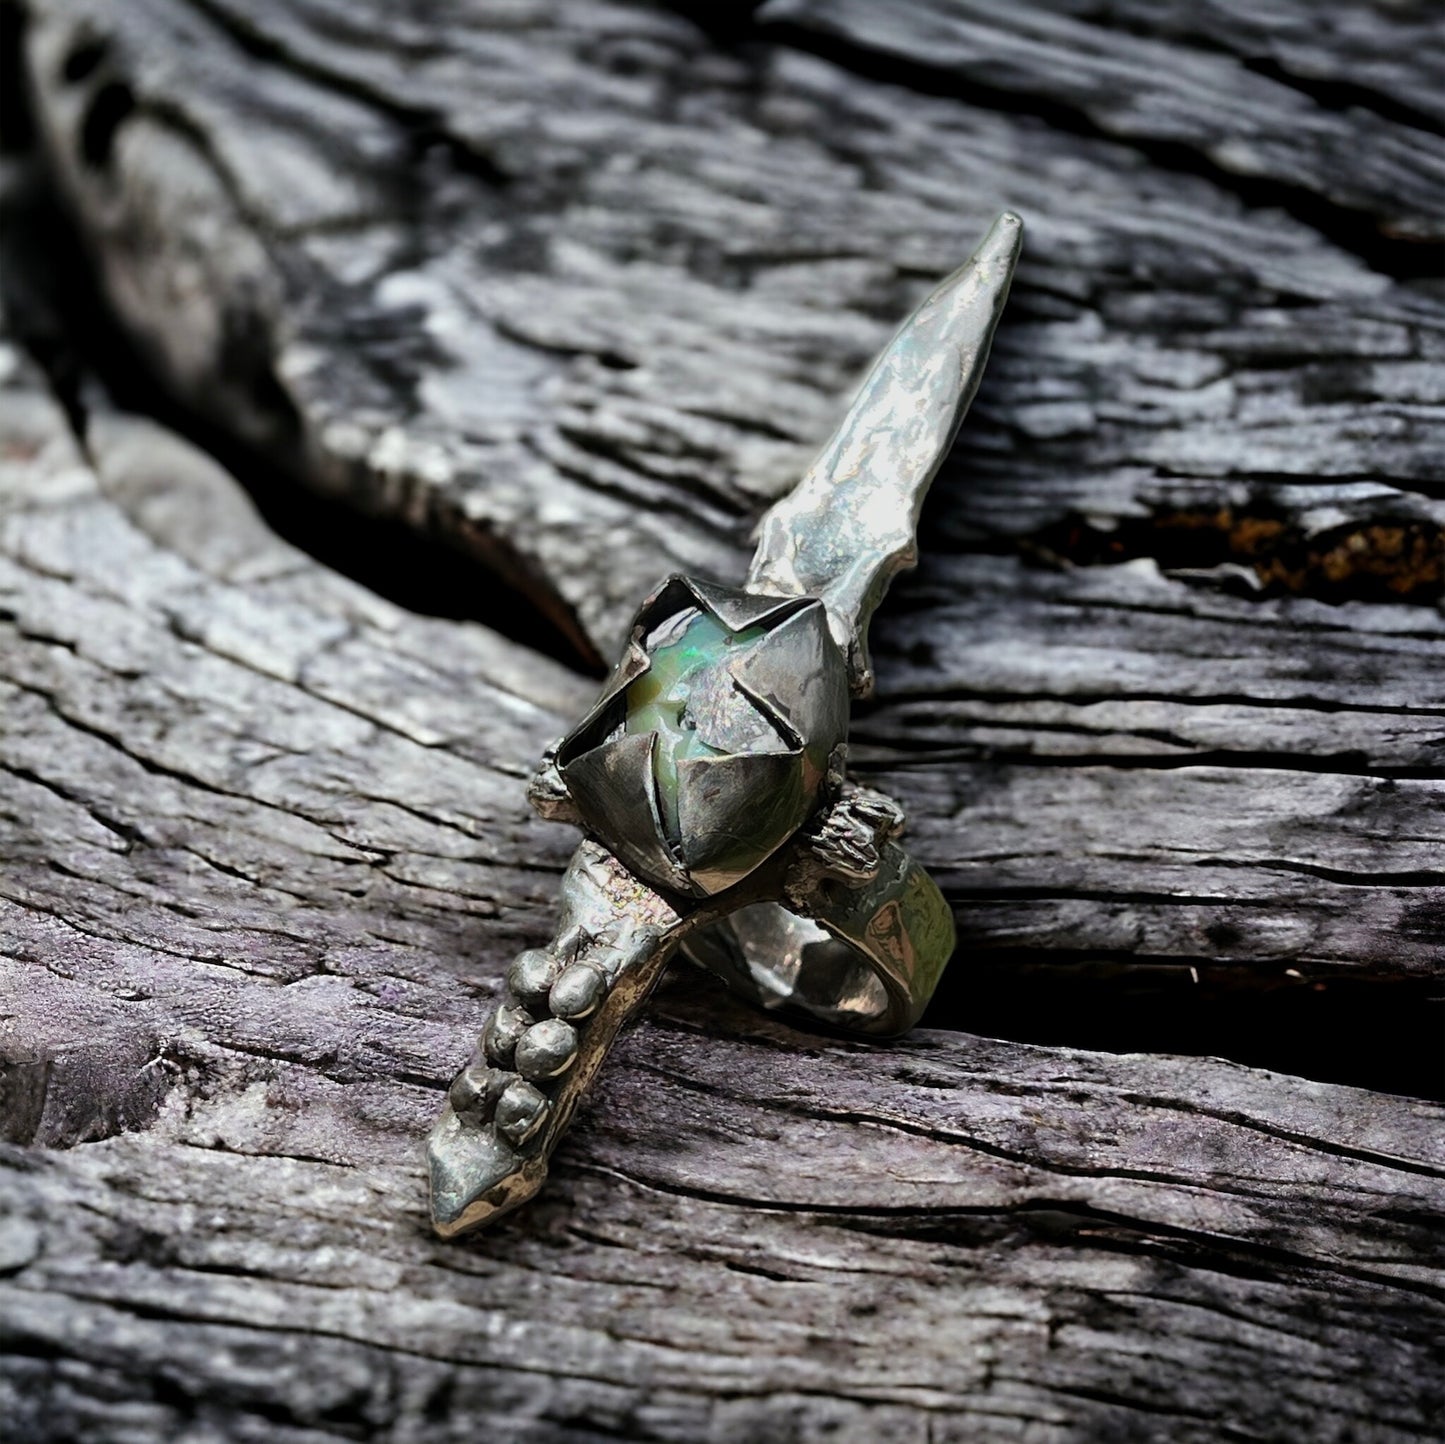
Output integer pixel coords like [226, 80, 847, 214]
[1, 0, 1443, 1440]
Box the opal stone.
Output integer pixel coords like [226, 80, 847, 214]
[625, 609, 777, 842]
[558, 579, 850, 896]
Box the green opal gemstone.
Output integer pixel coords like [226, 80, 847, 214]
[559, 581, 849, 897]
[625, 610, 772, 842]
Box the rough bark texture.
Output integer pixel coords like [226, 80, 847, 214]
[0, 1, 1442, 1440]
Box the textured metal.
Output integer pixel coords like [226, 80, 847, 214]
[730, 603, 850, 753]
[747, 211, 1024, 696]
[561, 730, 688, 894]
[429, 840, 686, 1237]
[556, 576, 849, 899]
[429, 214, 1023, 1235]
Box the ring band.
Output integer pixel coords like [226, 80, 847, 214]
[684, 839, 956, 1037]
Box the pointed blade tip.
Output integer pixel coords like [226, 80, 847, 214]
[980, 210, 1025, 267]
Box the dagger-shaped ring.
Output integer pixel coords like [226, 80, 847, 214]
[428, 213, 1024, 1237]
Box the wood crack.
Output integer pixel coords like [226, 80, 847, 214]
[1, 0, 1441, 1436]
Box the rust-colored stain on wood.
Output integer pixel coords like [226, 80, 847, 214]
[1040, 506, 1444, 604]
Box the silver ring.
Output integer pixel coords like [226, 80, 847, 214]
[428, 212, 1024, 1238]
[685, 842, 957, 1038]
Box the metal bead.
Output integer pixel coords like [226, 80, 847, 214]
[549, 961, 606, 1021]
[507, 948, 562, 1007]
[483, 1003, 533, 1067]
[448, 1064, 508, 1119]
[494, 1079, 550, 1147]
[513, 1017, 579, 1080]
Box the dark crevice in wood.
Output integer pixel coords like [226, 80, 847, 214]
[861, 684, 1445, 720]
[1, 9, 598, 675]
[0, 1, 32, 152]
[1023, 505, 1444, 607]
[636, 1040, 1443, 1189]
[0, 759, 144, 849]
[753, 16, 1445, 283]
[75, 77, 132, 170]
[664, 0, 772, 46]
[0, 164, 598, 677]
[571, 1150, 1445, 1303]
[940, 881, 1423, 908]
[5, 671, 311, 814]
[56, 31, 105, 84]
[1210, 857, 1443, 889]
[852, 737, 1445, 782]
[918, 963, 1444, 1103]
[654, 952, 1444, 1105]
[1236, 55, 1445, 143]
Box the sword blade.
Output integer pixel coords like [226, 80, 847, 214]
[746, 211, 1023, 695]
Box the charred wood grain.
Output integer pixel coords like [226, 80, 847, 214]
[1, 0, 1442, 1438]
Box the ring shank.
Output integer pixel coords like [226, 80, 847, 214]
[682, 840, 956, 1037]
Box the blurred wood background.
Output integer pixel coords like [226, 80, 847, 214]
[1, 2, 1442, 1440]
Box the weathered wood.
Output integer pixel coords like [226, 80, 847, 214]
[14, 0, 1445, 986]
[1, 301, 1442, 1441]
[3, 1023, 1443, 1443]
[19, 0, 1445, 647]
[763, 0, 1445, 242]
[2, 0, 1443, 1438]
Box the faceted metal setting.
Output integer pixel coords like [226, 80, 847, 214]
[556, 576, 849, 897]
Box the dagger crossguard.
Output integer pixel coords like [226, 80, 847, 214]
[428, 213, 1024, 1236]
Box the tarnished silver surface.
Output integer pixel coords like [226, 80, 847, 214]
[430, 214, 1023, 1235]
[747, 211, 1023, 696]
[429, 840, 686, 1237]
[686, 784, 954, 1035]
